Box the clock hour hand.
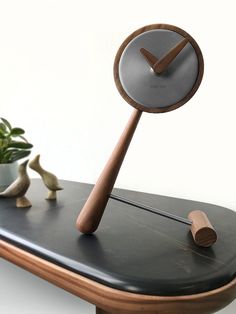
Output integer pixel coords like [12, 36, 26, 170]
[140, 48, 158, 70]
[153, 38, 189, 74]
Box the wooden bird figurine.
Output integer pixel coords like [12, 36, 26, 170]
[29, 154, 63, 200]
[0, 160, 32, 208]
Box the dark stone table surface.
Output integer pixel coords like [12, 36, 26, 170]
[0, 179, 236, 296]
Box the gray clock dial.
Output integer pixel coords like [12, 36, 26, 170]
[114, 25, 204, 113]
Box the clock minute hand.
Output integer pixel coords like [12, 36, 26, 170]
[140, 48, 158, 70]
[153, 38, 189, 74]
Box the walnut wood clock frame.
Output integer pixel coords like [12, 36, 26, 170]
[1, 240, 236, 314]
[114, 23, 204, 114]
[76, 24, 205, 235]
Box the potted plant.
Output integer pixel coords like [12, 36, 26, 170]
[0, 118, 33, 191]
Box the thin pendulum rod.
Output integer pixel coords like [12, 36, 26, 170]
[110, 193, 192, 226]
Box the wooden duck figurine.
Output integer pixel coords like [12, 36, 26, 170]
[29, 154, 63, 200]
[0, 160, 32, 208]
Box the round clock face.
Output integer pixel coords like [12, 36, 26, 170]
[114, 24, 204, 113]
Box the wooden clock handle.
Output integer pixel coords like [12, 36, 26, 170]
[76, 109, 142, 234]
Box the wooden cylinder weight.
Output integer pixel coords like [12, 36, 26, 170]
[188, 210, 217, 248]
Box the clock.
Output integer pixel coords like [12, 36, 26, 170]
[76, 24, 216, 248]
[114, 24, 204, 113]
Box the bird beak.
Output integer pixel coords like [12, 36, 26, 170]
[21, 159, 29, 167]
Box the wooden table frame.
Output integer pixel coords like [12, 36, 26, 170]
[1, 240, 236, 314]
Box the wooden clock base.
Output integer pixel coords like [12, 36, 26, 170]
[1, 179, 236, 313]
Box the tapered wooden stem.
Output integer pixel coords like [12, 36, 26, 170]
[76, 109, 142, 234]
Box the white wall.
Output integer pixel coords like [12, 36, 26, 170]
[0, 0, 236, 313]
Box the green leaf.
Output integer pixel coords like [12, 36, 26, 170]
[10, 150, 31, 162]
[0, 123, 7, 132]
[0, 119, 32, 157]
[19, 135, 28, 143]
[1, 150, 14, 163]
[10, 127, 25, 136]
[0, 130, 7, 139]
[0, 149, 4, 163]
[0, 124, 7, 139]
[3, 148, 19, 155]
[8, 141, 33, 149]
[1, 118, 12, 130]
[0, 139, 9, 148]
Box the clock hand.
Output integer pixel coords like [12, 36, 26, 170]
[153, 38, 189, 74]
[140, 48, 158, 70]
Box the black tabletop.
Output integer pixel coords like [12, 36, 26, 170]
[0, 179, 236, 296]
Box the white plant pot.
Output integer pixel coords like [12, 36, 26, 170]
[0, 162, 18, 192]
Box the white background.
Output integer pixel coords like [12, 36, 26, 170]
[0, 0, 236, 313]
